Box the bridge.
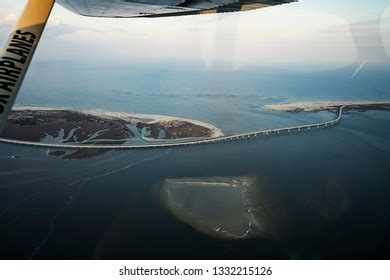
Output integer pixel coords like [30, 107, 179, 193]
[0, 107, 344, 150]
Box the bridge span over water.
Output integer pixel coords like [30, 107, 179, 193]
[0, 107, 344, 150]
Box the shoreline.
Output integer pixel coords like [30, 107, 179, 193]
[12, 106, 224, 138]
[3, 107, 225, 159]
[264, 101, 390, 113]
[0, 107, 345, 151]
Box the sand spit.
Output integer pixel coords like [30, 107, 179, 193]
[12, 106, 224, 138]
[264, 101, 390, 113]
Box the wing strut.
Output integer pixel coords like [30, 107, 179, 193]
[0, 0, 54, 134]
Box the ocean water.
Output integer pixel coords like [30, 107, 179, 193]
[0, 62, 389, 259]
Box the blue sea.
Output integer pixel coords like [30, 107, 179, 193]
[0, 61, 389, 259]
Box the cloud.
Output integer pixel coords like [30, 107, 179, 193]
[36, 6, 358, 71]
[0, 13, 17, 41]
[381, 8, 390, 58]
[0, 13, 17, 23]
[0, 13, 18, 28]
[2, 1, 388, 70]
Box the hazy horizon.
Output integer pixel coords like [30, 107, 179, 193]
[0, 0, 389, 72]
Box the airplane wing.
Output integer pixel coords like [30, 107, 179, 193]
[57, 0, 297, 18]
[0, 0, 296, 134]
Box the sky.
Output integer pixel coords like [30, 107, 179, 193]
[0, 0, 389, 71]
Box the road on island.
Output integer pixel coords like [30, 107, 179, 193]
[0, 107, 344, 150]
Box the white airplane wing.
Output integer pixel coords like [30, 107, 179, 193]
[57, 0, 296, 18]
